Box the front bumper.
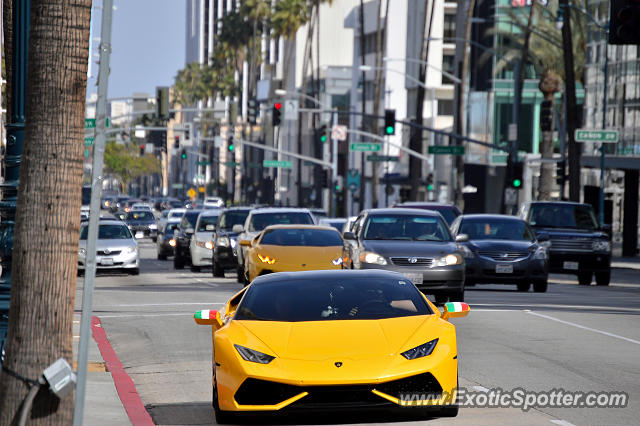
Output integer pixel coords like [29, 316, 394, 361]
[465, 256, 548, 284]
[358, 263, 464, 293]
[192, 244, 213, 267]
[78, 250, 138, 270]
[214, 246, 238, 269]
[548, 251, 611, 274]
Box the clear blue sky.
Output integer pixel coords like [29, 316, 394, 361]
[87, 0, 186, 99]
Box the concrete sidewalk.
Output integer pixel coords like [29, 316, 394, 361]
[611, 256, 640, 270]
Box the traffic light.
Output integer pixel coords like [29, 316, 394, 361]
[160, 130, 167, 153]
[540, 100, 553, 132]
[140, 144, 146, 156]
[156, 86, 170, 120]
[384, 109, 396, 135]
[317, 168, 329, 188]
[510, 161, 524, 189]
[315, 124, 329, 144]
[334, 175, 344, 192]
[556, 160, 565, 185]
[609, 0, 640, 45]
[248, 98, 258, 125]
[181, 149, 187, 160]
[174, 135, 180, 149]
[426, 173, 434, 191]
[227, 136, 235, 152]
[272, 102, 282, 126]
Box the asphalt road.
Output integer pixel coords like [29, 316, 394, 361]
[76, 240, 640, 425]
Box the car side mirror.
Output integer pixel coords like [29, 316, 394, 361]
[455, 234, 469, 243]
[343, 231, 356, 240]
[536, 232, 550, 242]
[232, 224, 244, 233]
[238, 238, 252, 247]
[193, 309, 223, 328]
[441, 302, 470, 321]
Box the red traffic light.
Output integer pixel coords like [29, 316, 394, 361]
[274, 102, 282, 110]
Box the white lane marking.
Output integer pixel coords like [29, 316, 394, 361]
[472, 385, 490, 392]
[526, 311, 640, 346]
[96, 302, 229, 307]
[550, 420, 576, 426]
[471, 303, 640, 313]
[470, 309, 521, 312]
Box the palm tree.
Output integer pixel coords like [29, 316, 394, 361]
[0, 0, 92, 422]
[271, 0, 310, 86]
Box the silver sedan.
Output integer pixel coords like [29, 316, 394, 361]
[78, 220, 139, 275]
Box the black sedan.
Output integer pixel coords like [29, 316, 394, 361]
[125, 210, 158, 241]
[212, 207, 251, 277]
[449, 214, 549, 292]
[173, 210, 202, 269]
[342, 208, 465, 303]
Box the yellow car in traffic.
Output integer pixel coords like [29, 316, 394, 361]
[194, 269, 469, 423]
[239, 224, 344, 283]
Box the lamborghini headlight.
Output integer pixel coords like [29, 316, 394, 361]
[434, 253, 462, 267]
[258, 253, 276, 264]
[401, 338, 438, 360]
[216, 236, 230, 247]
[234, 344, 275, 364]
[360, 251, 387, 265]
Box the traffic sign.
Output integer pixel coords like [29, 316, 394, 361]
[263, 160, 292, 168]
[84, 137, 94, 146]
[367, 154, 399, 162]
[198, 186, 206, 193]
[428, 145, 465, 155]
[84, 118, 110, 128]
[196, 161, 211, 166]
[346, 169, 360, 193]
[331, 125, 348, 141]
[284, 100, 299, 120]
[171, 183, 184, 189]
[186, 188, 197, 199]
[575, 129, 619, 143]
[350, 142, 381, 152]
[224, 161, 239, 167]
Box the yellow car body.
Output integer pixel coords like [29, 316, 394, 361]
[194, 270, 469, 422]
[241, 224, 344, 283]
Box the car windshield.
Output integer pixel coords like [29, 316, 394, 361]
[184, 212, 200, 227]
[248, 212, 314, 232]
[235, 277, 432, 322]
[219, 210, 250, 230]
[197, 215, 219, 232]
[529, 204, 598, 230]
[459, 218, 535, 241]
[260, 228, 343, 246]
[362, 215, 451, 241]
[126, 211, 155, 221]
[164, 223, 178, 234]
[80, 224, 132, 240]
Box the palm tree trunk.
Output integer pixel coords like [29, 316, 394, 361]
[0, 0, 92, 423]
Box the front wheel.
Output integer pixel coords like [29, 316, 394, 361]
[212, 377, 236, 424]
[174, 252, 185, 269]
[212, 260, 225, 277]
[236, 265, 245, 284]
[157, 252, 167, 260]
[533, 279, 548, 293]
[578, 271, 592, 285]
[595, 270, 610, 286]
[128, 268, 140, 276]
[516, 281, 531, 292]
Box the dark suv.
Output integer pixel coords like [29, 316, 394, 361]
[519, 202, 611, 286]
[212, 207, 251, 278]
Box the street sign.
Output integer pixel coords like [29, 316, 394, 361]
[575, 129, 619, 143]
[367, 154, 399, 162]
[171, 183, 184, 189]
[84, 118, 110, 128]
[263, 160, 292, 168]
[348, 183, 359, 193]
[350, 142, 381, 152]
[198, 186, 206, 193]
[186, 188, 197, 199]
[196, 161, 211, 166]
[508, 123, 517, 141]
[84, 137, 94, 146]
[284, 99, 299, 120]
[346, 169, 360, 193]
[224, 161, 239, 167]
[428, 145, 465, 155]
[331, 125, 348, 141]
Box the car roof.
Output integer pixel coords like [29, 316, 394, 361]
[250, 207, 312, 214]
[528, 201, 591, 207]
[251, 269, 410, 286]
[263, 224, 340, 232]
[222, 207, 252, 212]
[395, 202, 457, 208]
[199, 210, 222, 217]
[459, 214, 524, 221]
[366, 208, 443, 217]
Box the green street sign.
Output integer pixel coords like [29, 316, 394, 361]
[171, 183, 184, 189]
[350, 142, 382, 152]
[84, 137, 94, 146]
[428, 145, 465, 155]
[84, 118, 110, 128]
[83, 149, 90, 158]
[224, 161, 239, 167]
[263, 160, 292, 168]
[196, 161, 211, 166]
[367, 154, 399, 162]
[575, 129, 619, 143]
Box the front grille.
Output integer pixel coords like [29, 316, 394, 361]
[482, 269, 526, 277]
[97, 250, 121, 256]
[235, 373, 443, 407]
[391, 257, 433, 267]
[550, 239, 592, 251]
[477, 251, 529, 261]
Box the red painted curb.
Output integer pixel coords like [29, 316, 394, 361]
[91, 315, 155, 426]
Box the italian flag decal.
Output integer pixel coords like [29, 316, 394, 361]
[194, 310, 217, 320]
[445, 302, 470, 313]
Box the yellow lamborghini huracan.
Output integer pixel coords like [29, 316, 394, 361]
[239, 224, 344, 283]
[194, 269, 470, 423]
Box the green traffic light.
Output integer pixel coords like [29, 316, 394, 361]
[427, 184, 434, 191]
[513, 179, 522, 188]
[228, 145, 235, 152]
[181, 153, 187, 159]
[320, 135, 327, 143]
[385, 125, 394, 135]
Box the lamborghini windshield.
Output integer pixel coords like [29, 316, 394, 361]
[235, 276, 432, 321]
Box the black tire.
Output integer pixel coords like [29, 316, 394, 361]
[191, 265, 201, 273]
[157, 252, 167, 260]
[578, 271, 592, 285]
[212, 260, 225, 278]
[151, 237, 157, 243]
[533, 279, 548, 293]
[516, 281, 530, 292]
[236, 265, 245, 283]
[595, 270, 610, 286]
[212, 377, 236, 424]
[174, 251, 185, 269]
[129, 268, 140, 276]
[434, 294, 449, 305]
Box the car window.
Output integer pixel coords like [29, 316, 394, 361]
[362, 215, 451, 241]
[183, 212, 200, 228]
[164, 223, 178, 234]
[459, 218, 535, 241]
[529, 204, 598, 230]
[197, 215, 219, 232]
[248, 212, 314, 232]
[235, 277, 432, 322]
[126, 211, 154, 221]
[260, 229, 343, 246]
[80, 224, 132, 240]
[219, 210, 250, 230]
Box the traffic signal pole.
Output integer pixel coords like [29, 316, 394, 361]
[331, 109, 338, 217]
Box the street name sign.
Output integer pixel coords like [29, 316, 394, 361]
[367, 154, 399, 162]
[224, 161, 239, 167]
[575, 129, 619, 143]
[84, 137, 94, 146]
[428, 145, 465, 155]
[84, 118, 110, 128]
[263, 160, 293, 168]
[196, 161, 211, 166]
[350, 142, 381, 152]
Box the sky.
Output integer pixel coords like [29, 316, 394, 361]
[87, 0, 186, 99]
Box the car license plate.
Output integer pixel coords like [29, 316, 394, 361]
[404, 273, 423, 284]
[101, 257, 114, 266]
[496, 264, 513, 274]
[563, 261, 579, 270]
[135, 231, 144, 239]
